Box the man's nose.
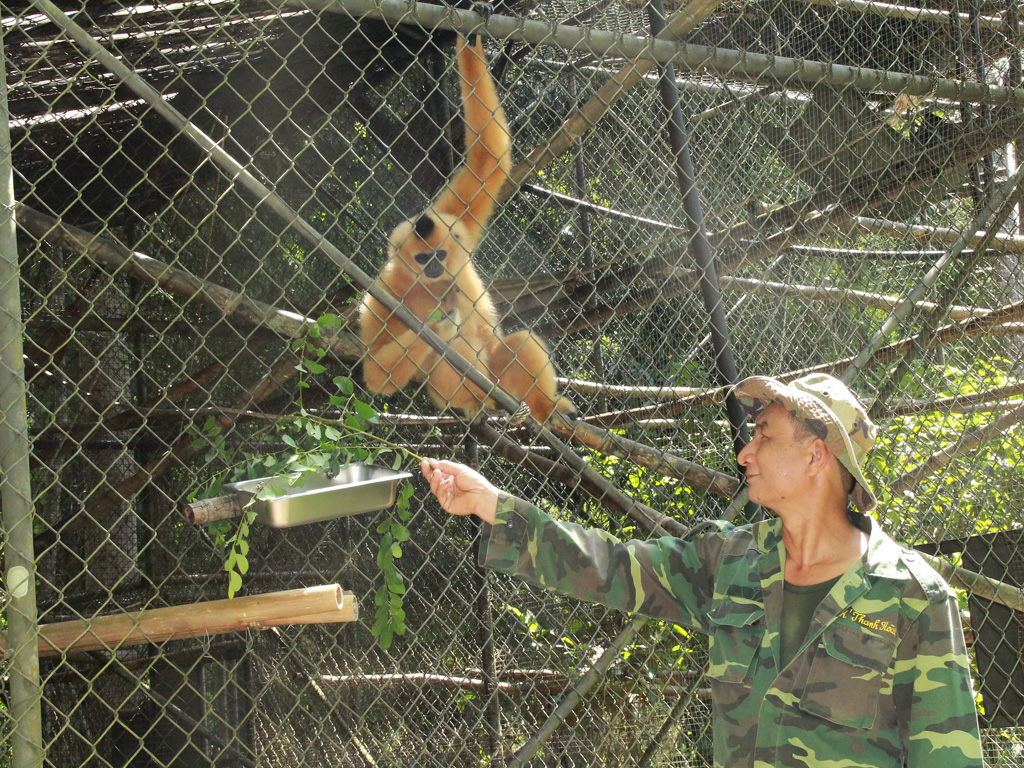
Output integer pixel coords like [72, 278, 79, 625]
[737, 440, 753, 466]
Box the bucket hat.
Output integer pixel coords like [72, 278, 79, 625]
[733, 373, 877, 512]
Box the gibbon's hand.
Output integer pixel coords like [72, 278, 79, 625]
[421, 458, 499, 524]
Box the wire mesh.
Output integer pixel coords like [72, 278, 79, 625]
[1, 0, 1023, 765]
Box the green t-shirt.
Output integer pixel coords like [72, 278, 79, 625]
[780, 576, 840, 669]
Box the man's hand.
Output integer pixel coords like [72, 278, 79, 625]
[420, 458, 500, 524]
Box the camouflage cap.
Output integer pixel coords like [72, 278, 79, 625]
[733, 373, 878, 512]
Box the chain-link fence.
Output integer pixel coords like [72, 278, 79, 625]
[2, 0, 1023, 765]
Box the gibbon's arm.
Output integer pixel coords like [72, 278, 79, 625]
[433, 35, 511, 232]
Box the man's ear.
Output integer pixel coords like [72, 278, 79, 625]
[806, 438, 833, 476]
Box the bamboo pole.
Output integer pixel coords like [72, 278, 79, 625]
[183, 494, 243, 525]
[880, 383, 1024, 417]
[919, 552, 1024, 612]
[557, 379, 719, 402]
[0, 585, 357, 659]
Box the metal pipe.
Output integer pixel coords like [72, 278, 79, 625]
[271, 0, 1024, 109]
[0, 38, 44, 768]
[647, 0, 750, 458]
[505, 617, 649, 768]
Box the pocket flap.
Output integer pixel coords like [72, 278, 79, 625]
[821, 626, 895, 673]
[708, 601, 765, 628]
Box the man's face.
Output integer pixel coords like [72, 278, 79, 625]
[737, 403, 815, 511]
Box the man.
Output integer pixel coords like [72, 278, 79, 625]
[422, 373, 984, 768]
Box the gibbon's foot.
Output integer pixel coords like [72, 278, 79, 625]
[467, 0, 493, 45]
[433, 308, 462, 341]
[470, 1, 494, 19]
[507, 401, 532, 426]
[556, 396, 579, 422]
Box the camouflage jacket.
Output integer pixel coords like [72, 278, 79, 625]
[481, 494, 984, 768]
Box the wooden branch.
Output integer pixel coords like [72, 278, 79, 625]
[881, 383, 1024, 417]
[557, 379, 721, 403]
[797, 0, 1019, 31]
[889, 402, 1024, 494]
[0, 585, 357, 659]
[470, 420, 688, 537]
[793, 297, 1024, 380]
[14, 204, 363, 361]
[317, 668, 710, 699]
[854, 216, 1024, 255]
[717, 274, 989, 321]
[520, 183, 685, 233]
[531, 111, 1024, 338]
[547, 415, 742, 500]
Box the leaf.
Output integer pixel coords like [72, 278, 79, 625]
[385, 571, 406, 594]
[391, 543, 403, 559]
[317, 313, 342, 329]
[228, 570, 243, 598]
[305, 360, 328, 375]
[334, 376, 355, 395]
[354, 400, 377, 421]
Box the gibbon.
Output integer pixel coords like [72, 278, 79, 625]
[359, 32, 576, 424]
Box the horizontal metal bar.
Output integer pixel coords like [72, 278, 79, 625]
[274, 0, 1024, 108]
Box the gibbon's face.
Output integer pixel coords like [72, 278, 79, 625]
[389, 212, 474, 283]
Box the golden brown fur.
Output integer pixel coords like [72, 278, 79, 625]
[359, 34, 575, 423]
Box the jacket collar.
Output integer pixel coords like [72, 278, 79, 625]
[754, 513, 912, 584]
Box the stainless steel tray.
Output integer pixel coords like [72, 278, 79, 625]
[225, 465, 412, 528]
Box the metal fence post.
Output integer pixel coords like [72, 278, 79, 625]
[0, 39, 44, 768]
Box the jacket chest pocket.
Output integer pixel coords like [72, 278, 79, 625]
[799, 626, 895, 728]
[706, 603, 765, 684]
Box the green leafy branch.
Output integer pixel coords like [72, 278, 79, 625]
[187, 313, 425, 649]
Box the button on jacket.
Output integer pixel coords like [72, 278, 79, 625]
[480, 494, 983, 768]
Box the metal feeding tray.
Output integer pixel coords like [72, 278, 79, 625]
[225, 465, 412, 528]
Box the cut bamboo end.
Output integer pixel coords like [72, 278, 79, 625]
[0, 584, 358, 659]
[183, 494, 243, 525]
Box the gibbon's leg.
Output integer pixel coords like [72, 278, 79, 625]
[488, 331, 577, 423]
[363, 327, 439, 395]
[363, 305, 470, 395]
[425, 333, 496, 418]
